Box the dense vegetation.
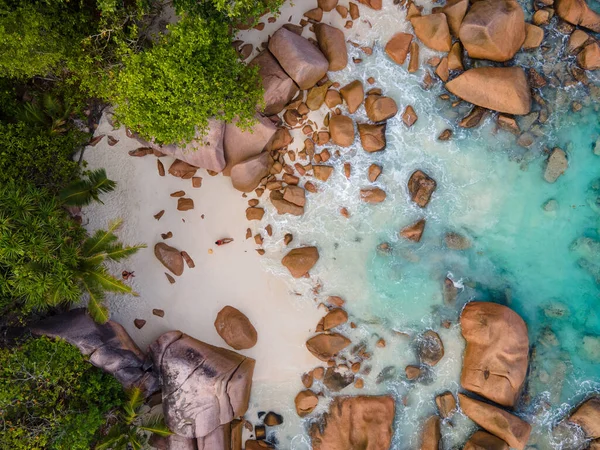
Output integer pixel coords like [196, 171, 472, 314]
[0, 336, 124, 450]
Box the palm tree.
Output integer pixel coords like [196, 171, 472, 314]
[77, 218, 145, 323]
[96, 388, 172, 450]
[59, 168, 117, 207]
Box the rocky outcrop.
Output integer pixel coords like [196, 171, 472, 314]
[268, 27, 329, 89]
[458, 394, 531, 450]
[250, 51, 299, 115]
[282, 246, 319, 278]
[555, 0, 600, 32]
[408, 170, 437, 207]
[410, 14, 452, 52]
[155, 243, 184, 276]
[31, 308, 158, 394]
[459, 0, 526, 62]
[385, 32, 413, 64]
[230, 151, 272, 192]
[314, 24, 348, 71]
[223, 114, 276, 175]
[310, 396, 395, 449]
[306, 333, 351, 360]
[445, 67, 531, 115]
[329, 114, 355, 147]
[544, 147, 568, 183]
[214, 306, 257, 350]
[464, 431, 509, 450]
[137, 120, 226, 173]
[460, 302, 529, 407]
[568, 396, 600, 439]
[150, 331, 255, 439]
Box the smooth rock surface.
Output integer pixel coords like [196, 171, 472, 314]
[464, 431, 509, 450]
[214, 306, 258, 350]
[315, 24, 348, 71]
[282, 246, 319, 278]
[230, 151, 272, 192]
[155, 243, 184, 276]
[250, 50, 299, 115]
[410, 14, 452, 52]
[306, 333, 352, 360]
[223, 114, 276, 175]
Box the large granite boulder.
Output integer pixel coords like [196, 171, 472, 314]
[268, 27, 329, 89]
[31, 308, 158, 394]
[214, 306, 258, 350]
[458, 394, 531, 450]
[568, 396, 600, 439]
[249, 50, 299, 115]
[155, 242, 184, 276]
[282, 246, 319, 278]
[310, 396, 395, 449]
[442, 0, 469, 36]
[410, 14, 452, 52]
[230, 151, 272, 192]
[135, 120, 226, 173]
[464, 431, 509, 450]
[150, 331, 255, 439]
[223, 114, 276, 176]
[314, 24, 348, 71]
[459, 0, 526, 62]
[460, 302, 529, 407]
[555, 0, 600, 32]
[445, 67, 531, 115]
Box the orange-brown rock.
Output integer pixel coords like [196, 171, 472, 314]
[435, 392, 457, 418]
[459, 0, 526, 62]
[523, 24, 544, 50]
[250, 50, 299, 115]
[420, 416, 441, 450]
[418, 330, 444, 366]
[310, 396, 395, 449]
[319, 0, 338, 11]
[306, 333, 351, 360]
[568, 29, 591, 52]
[325, 89, 343, 108]
[231, 152, 272, 192]
[365, 95, 398, 122]
[400, 219, 426, 242]
[405, 365, 422, 380]
[358, 123, 386, 152]
[295, 390, 319, 417]
[460, 302, 529, 407]
[340, 80, 364, 113]
[448, 42, 464, 70]
[445, 67, 531, 115]
[368, 164, 382, 182]
[359, 0, 382, 9]
[282, 246, 319, 278]
[307, 83, 331, 110]
[283, 185, 306, 207]
[442, 0, 469, 36]
[329, 114, 355, 147]
[410, 13, 452, 52]
[323, 308, 349, 330]
[223, 114, 276, 175]
[169, 159, 198, 179]
[464, 431, 509, 450]
[408, 170, 436, 207]
[435, 57, 449, 81]
[314, 165, 334, 181]
[408, 41, 420, 73]
[245, 439, 275, 450]
[458, 394, 531, 450]
[577, 41, 600, 70]
[214, 306, 258, 350]
[403, 105, 418, 127]
[154, 243, 184, 276]
[568, 396, 600, 438]
[555, 0, 600, 32]
[177, 198, 194, 211]
[315, 24, 348, 71]
[385, 32, 414, 64]
[360, 188, 387, 203]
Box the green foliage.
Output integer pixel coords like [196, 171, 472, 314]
[0, 336, 124, 450]
[0, 121, 83, 193]
[0, 183, 144, 325]
[60, 168, 117, 207]
[110, 14, 264, 145]
[172, 0, 284, 24]
[96, 388, 172, 450]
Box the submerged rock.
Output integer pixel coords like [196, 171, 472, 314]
[464, 431, 509, 450]
[459, 0, 526, 62]
[150, 331, 254, 438]
[569, 396, 600, 438]
[282, 246, 319, 278]
[323, 367, 354, 391]
[417, 330, 445, 366]
[408, 170, 437, 207]
[544, 147, 568, 183]
[310, 396, 395, 449]
[214, 306, 257, 350]
[155, 243, 184, 276]
[460, 302, 529, 407]
[458, 394, 531, 450]
[445, 232, 471, 250]
[400, 219, 426, 242]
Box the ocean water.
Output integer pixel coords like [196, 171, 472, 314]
[256, 2, 600, 448]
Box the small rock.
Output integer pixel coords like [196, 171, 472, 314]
[295, 390, 318, 417]
[306, 333, 351, 360]
[408, 170, 437, 207]
[165, 273, 175, 284]
[169, 160, 198, 179]
[436, 392, 457, 418]
[400, 219, 426, 242]
[405, 365, 422, 380]
[417, 330, 444, 366]
[402, 105, 418, 127]
[314, 165, 334, 181]
[544, 147, 568, 183]
[438, 129, 453, 140]
[340, 80, 364, 113]
[154, 210, 165, 220]
[264, 412, 284, 426]
[177, 198, 194, 211]
[323, 308, 349, 330]
[246, 207, 265, 220]
[443, 277, 458, 304]
[157, 160, 165, 176]
[368, 164, 382, 182]
[153, 309, 165, 317]
[360, 188, 386, 203]
[170, 190, 185, 197]
[192, 177, 202, 188]
[358, 123, 386, 152]
[154, 243, 184, 276]
[161, 231, 173, 240]
[181, 251, 195, 268]
[284, 233, 293, 245]
[385, 32, 413, 65]
[107, 135, 119, 146]
[282, 246, 319, 278]
[134, 319, 146, 329]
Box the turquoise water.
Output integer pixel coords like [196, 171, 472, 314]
[259, 3, 600, 448]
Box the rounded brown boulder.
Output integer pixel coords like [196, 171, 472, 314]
[282, 246, 319, 278]
[306, 332, 351, 360]
[459, 0, 526, 62]
[230, 152, 272, 192]
[214, 306, 258, 350]
[315, 24, 348, 71]
[464, 431, 509, 450]
[408, 170, 437, 208]
[555, 0, 600, 32]
[445, 67, 531, 115]
[365, 95, 398, 122]
[410, 13, 452, 52]
[329, 114, 355, 147]
[295, 390, 319, 417]
[460, 302, 529, 407]
[568, 396, 600, 439]
[154, 243, 184, 276]
[358, 123, 386, 152]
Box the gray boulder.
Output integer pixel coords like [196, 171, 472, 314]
[249, 50, 299, 115]
[30, 308, 158, 394]
[150, 331, 255, 439]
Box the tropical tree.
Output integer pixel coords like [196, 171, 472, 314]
[59, 169, 117, 207]
[96, 387, 172, 450]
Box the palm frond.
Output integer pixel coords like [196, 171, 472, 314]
[123, 388, 144, 425]
[84, 268, 133, 294]
[95, 424, 129, 450]
[139, 415, 173, 437]
[81, 278, 109, 324]
[59, 169, 116, 207]
[103, 242, 146, 262]
[82, 218, 122, 257]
